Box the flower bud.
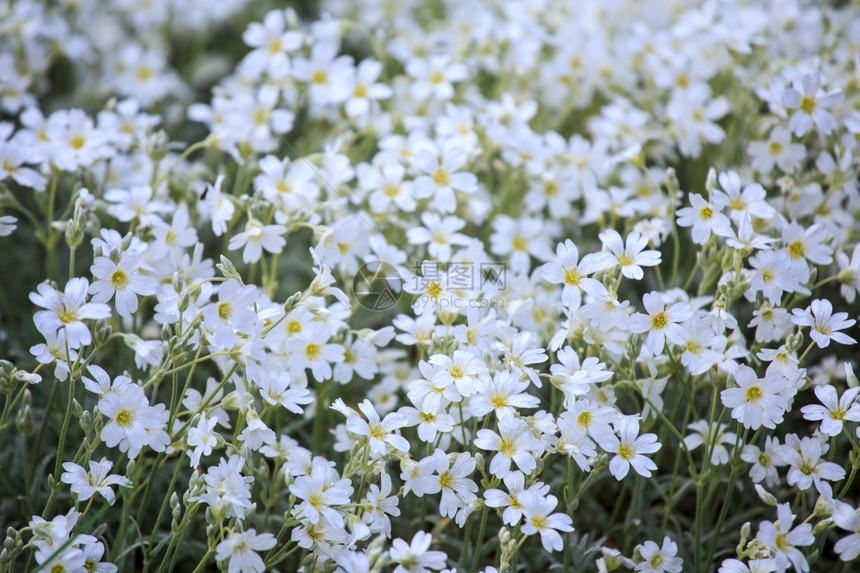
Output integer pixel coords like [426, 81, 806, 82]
[755, 484, 777, 506]
[705, 167, 717, 194]
[813, 518, 834, 535]
[65, 217, 84, 249]
[217, 255, 243, 283]
[15, 405, 32, 434]
[845, 363, 858, 389]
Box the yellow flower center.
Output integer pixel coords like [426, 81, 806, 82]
[577, 411, 592, 428]
[788, 240, 805, 259]
[432, 168, 451, 187]
[651, 311, 668, 330]
[116, 409, 133, 427]
[438, 471, 453, 490]
[311, 70, 328, 85]
[564, 268, 581, 286]
[69, 135, 86, 150]
[799, 95, 816, 115]
[111, 270, 129, 290]
[699, 206, 713, 220]
[426, 282, 443, 298]
[305, 343, 321, 361]
[58, 308, 78, 324]
[617, 442, 634, 460]
[744, 385, 763, 402]
[498, 438, 516, 458]
[218, 302, 233, 320]
[490, 393, 508, 409]
[369, 424, 386, 440]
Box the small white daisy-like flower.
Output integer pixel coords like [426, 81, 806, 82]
[215, 529, 276, 573]
[60, 458, 131, 504]
[597, 415, 661, 480]
[800, 384, 860, 436]
[791, 299, 857, 348]
[598, 229, 661, 281]
[629, 291, 693, 355]
[782, 70, 843, 136]
[635, 536, 683, 573]
[89, 249, 157, 318]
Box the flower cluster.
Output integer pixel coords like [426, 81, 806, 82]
[1, 0, 859, 572]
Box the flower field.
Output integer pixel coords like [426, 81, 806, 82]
[1, 1, 859, 572]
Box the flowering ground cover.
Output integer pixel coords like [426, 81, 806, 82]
[1, 0, 860, 572]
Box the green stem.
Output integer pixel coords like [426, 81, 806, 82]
[470, 506, 489, 572]
[190, 549, 214, 573]
[50, 354, 77, 496]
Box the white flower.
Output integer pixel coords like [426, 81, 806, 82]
[629, 291, 693, 355]
[0, 215, 18, 236]
[215, 529, 276, 573]
[345, 399, 409, 457]
[200, 175, 236, 237]
[635, 537, 683, 573]
[187, 413, 220, 467]
[411, 143, 477, 213]
[755, 504, 814, 573]
[364, 471, 400, 537]
[229, 219, 287, 263]
[99, 383, 167, 459]
[778, 436, 845, 491]
[470, 370, 540, 418]
[289, 462, 353, 527]
[676, 193, 732, 244]
[597, 416, 661, 480]
[30, 278, 111, 349]
[833, 503, 860, 561]
[683, 420, 736, 466]
[721, 365, 789, 430]
[541, 239, 608, 309]
[800, 385, 860, 436]
[407, 56, 467, 100]
[428, 350, 486, 399]
[791, 299, 857, 348]
[89, 249, 157, 318]
[389, 531, 448, 573]
[407, 212, 471, 261]
[598, 229, 661, 280]
[60, 458, 131, 504]
[782, 70, 843, 136]
[519, 491, 574, 552]
[474, 413, 542, 479]
[418, 449, 478, 518]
